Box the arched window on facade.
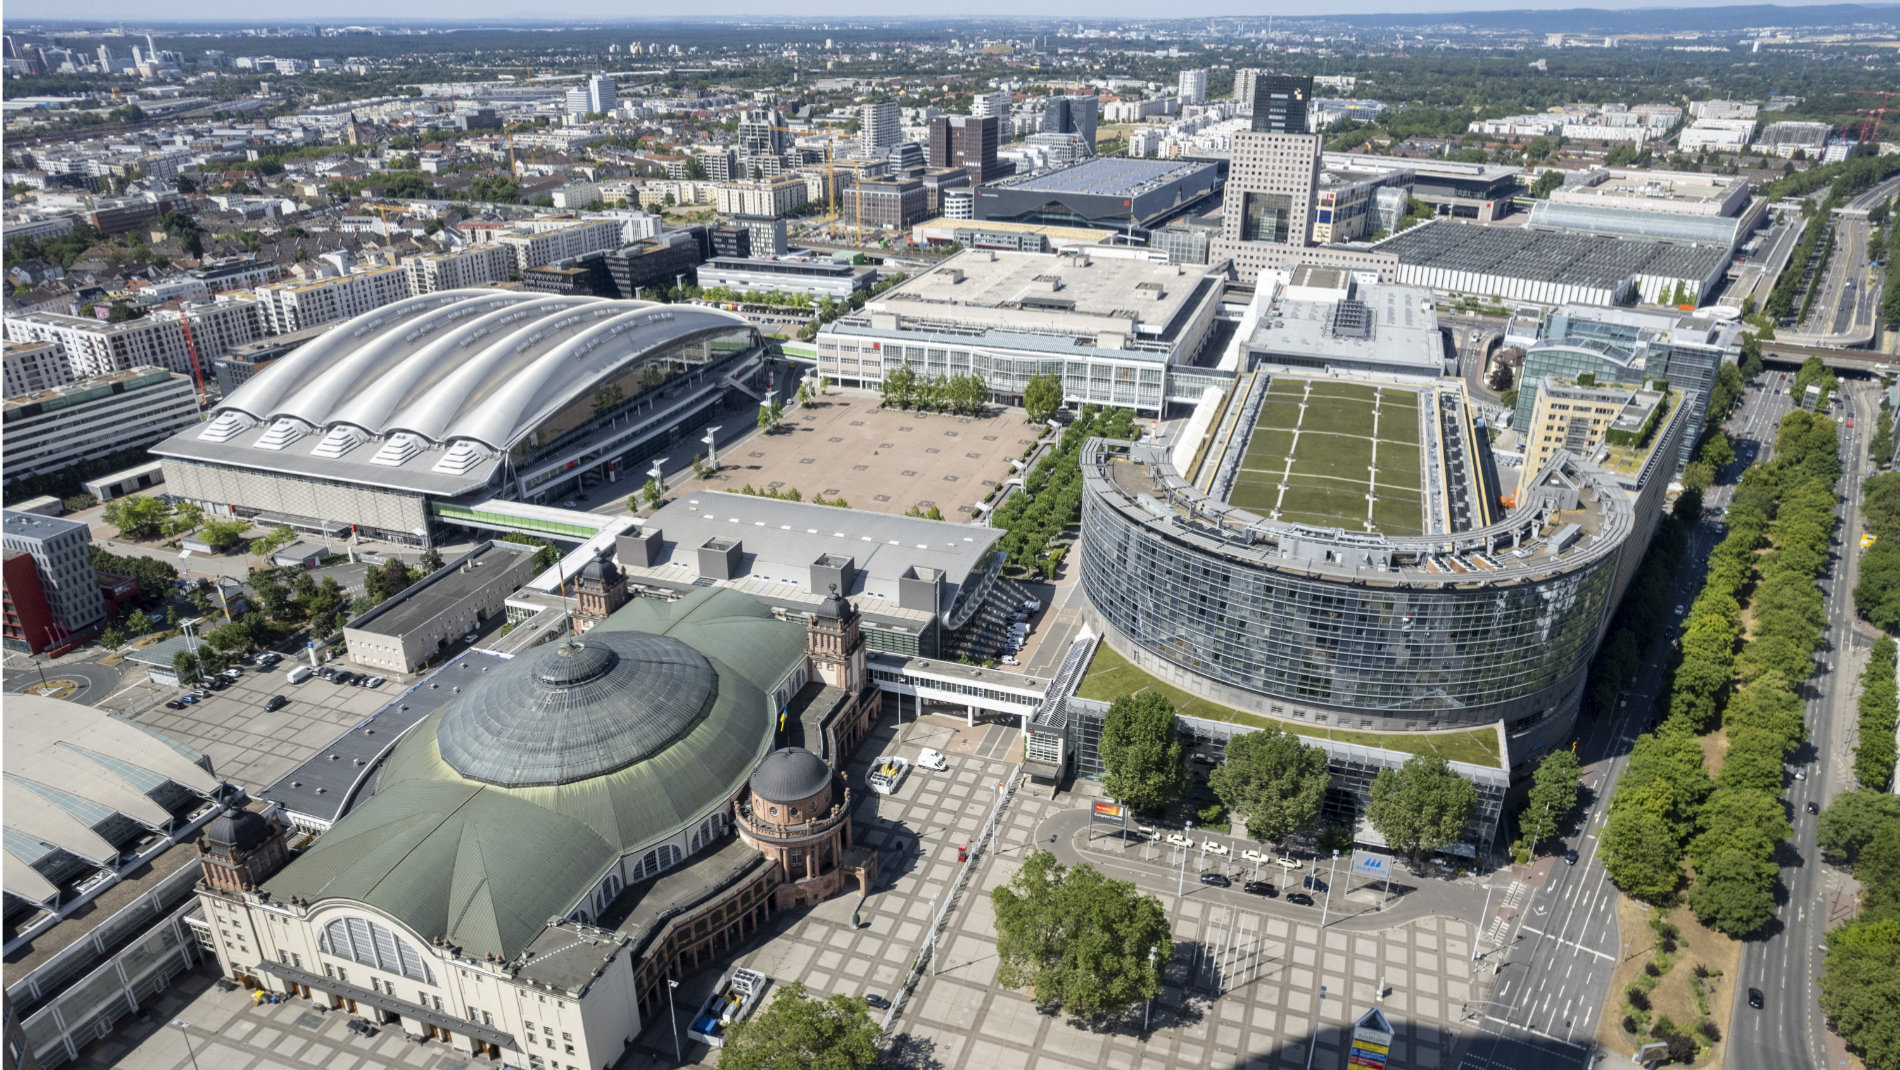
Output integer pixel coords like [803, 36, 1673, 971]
[318, 917, 435, 984]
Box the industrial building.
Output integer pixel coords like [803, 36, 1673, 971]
[1375, 220, 1731, 307]
[197, 587, 886, 1069]
[814, 248, 1226, 414]
[973, 157, 1221, 234]
[5, 698, 236, 1070]
[1531, 168, 1764, 251]
[1319, 152, 1524, 223]
[153, 291, 764, 547]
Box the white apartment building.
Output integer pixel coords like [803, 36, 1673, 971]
[1690, 100, 1759, 121]
[1, 368, 201, 482]
[1234, 68, 1261, 111]
[3, 340, 73, 398]
[2, 510, 106, 641]
[1678, 122, 1756, 152]
[495, 220, 625, 271]
[4, 313, 197, 379]
[161, 298, 265, 364]
[253, 266, 413, 335]
[1178, 69, 1208, 106]
[857, 101, 901, 157]
[713, 177, 810, 219]
[972, 91, 1012, 138]
[404, 245, 516, 295]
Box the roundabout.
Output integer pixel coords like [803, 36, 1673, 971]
[5, 660, 122, 705]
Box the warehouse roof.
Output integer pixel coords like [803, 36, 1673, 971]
[1374, 221, 1729, 289]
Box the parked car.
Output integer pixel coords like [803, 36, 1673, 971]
[178, 694, 198, 705]
[463, 632, 479, 644]
[1000, 655, 1020, 666]
[1021, 599, 1041, 612]
[207, 677, 228, 691]
[864, 994, 891, 1010]
[1286, 893, 1316, 907]
[223, 667, 242, 679]
[164, 700, 185, 710]
[191, 688, 210, 699]
[346, 1018, 378, 1037]
[1199, 873, 1231, 888]
[366, 675, 387, 688]
[1243, 881, 1278, 898]
[264, 695, 288, 712]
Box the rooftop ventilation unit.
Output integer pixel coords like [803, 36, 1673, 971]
[371, 433, 424, 467]
[254, 419, 308, 451]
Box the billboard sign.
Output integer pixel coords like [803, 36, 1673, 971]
[1092, 800, 1126, 822]
[1349, 1006, 1394, 1069]
[1349, 851, 1392, 880]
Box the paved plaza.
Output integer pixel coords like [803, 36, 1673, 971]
[659, 395, 1037, 520]
[89, 704, 1489, 1070]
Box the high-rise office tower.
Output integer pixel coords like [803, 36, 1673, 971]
[586, 74, 616, 115]
[927, 115, 1003, 184]
[857, 101, 901, 157]
[739, 108, 790, 157]
[1040, 95, 1098, 154]
[1178, 68, 1208, 105]
[97, 44, 116, 71]
[3, 35, 19, 60]
[1250, 74, 1312, 134]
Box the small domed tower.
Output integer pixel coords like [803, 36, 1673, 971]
[736, 747, 861, 906]
[571, 550, 628, 626]
[806, 584, 863, 693]
[198, 808, 290, 894]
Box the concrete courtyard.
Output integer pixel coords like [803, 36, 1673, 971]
[658, 395, 1040, 520]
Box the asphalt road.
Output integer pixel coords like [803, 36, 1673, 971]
[1459, 367, 1796, 1069]
[1726, 377, 1877, 1070]
[4, 656, 123, 705]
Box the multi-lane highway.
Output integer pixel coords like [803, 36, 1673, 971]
[1782, 175, 1898, 347]
[1727, 376, 1878, 1070]
[1459, 366, 1798, 1070]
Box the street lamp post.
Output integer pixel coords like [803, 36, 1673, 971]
[1319, 849, 1340, 928]
[1303, 986, 1327, 1070]
[1177, 820, 1194, 897]
[173, 1020, 201, 1070]
[665, 979, 682, 1062]
[1474, 884, 1495, 961]
[1143, 945, 1158, 1032]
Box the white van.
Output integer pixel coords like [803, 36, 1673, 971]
[285, 665, 313, 684]
[918, 748, 948, 771]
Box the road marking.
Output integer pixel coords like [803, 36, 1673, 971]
[1516, 926, 1614, 962]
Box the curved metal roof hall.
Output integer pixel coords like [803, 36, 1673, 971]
[211, 290, 757, 453]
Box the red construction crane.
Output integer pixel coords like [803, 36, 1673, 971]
[1849, 89, 1897, 144]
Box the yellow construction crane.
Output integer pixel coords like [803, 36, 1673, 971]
[367, 203, 403, 241]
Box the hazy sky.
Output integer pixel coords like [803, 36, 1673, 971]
[10, 0, 1887, 21]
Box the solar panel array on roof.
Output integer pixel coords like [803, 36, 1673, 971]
[1377, 222, 1728, 289]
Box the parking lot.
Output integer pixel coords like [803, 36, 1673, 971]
[130, 663, 396, 794]
[659, 394, 1039, 520]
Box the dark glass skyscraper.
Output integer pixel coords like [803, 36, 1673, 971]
[1250, 74, 1313, 135]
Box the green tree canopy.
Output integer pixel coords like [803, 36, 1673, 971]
[1819, 919, 1900, 1068]
[1208, 727, 1330, 845]
[1819, 791, 1900, 865]
[1520, 749, 1582, 852]
[1097, 692, 1188, 814]
[989, 850, 1169, 1020]
[1599, 807, 1683, 903]
[103, 495, 172, 540]
[715, 980, 880, 1070]
[1365, 754, 1476, 864]
[1023, 372, 1064, 423]
[1687, 846, 1778, 936]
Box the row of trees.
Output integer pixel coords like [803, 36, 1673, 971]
[1598, 408, 1842, 937]
[1097, 690, 1533, 867]
[988, 405, 1138, 578]
[1856, 471, 1900, 633]
[1853, 636, 1899, 793]
[877, 368, 989, 416]
[1814, 790, 1900, 1069]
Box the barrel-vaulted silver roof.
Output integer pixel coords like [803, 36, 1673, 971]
[210, 290, 754, 453]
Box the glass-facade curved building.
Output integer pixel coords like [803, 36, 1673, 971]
[1079, 439, 1647, 762]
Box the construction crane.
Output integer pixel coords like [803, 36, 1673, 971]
[1849, 89, 1897, 144]
[366, 203, 403, 242]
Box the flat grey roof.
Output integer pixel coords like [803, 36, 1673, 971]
[638, 494, 999, 618]
[1248, 281, 1444, 373]
[348, 541, 536, 638]
[2, 508, 90, 542]
[991, 156, 1217, 198]
[1377, 221, 1729, 288]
